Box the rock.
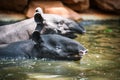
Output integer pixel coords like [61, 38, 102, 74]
[61, 0, 81, 4]
[62, 0, 90, 12]
[78, 9, 120, 21]
[91, 0, 120, 13]
[26, 0, 81, 20]
[44, 6, 81, 21]
[0, 0, 28, 12]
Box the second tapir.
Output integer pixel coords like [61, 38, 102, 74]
[0, 7, 86, 44]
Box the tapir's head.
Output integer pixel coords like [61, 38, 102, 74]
[34, 7, 86, 38]
[32, 31, 87, 61]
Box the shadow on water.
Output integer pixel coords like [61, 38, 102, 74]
[0, 20, 120, 80]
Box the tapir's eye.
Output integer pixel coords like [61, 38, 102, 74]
[55, 22, 59, 24]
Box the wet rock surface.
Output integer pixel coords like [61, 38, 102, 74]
[0, 0, 28, 12]
[0, 0, 120, 22]
[62, 0, 90, 12]
[91, 0, 120, 13]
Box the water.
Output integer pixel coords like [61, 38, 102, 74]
[0, 21, 120, 80]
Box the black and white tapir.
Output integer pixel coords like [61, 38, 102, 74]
[0, 7, 86, 44]
[0, 31, 87, 61]
[34, 7, 85, 38]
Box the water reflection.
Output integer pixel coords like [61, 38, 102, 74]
[0, 21, 120, 80]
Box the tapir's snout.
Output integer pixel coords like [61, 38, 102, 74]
[75, 25, 86, 34]
[68, 23, 86, 35]
[79, 49, 88, 57]
[59, 49, 88, 61]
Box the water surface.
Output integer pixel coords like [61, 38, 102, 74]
[0, 21, 120, 80]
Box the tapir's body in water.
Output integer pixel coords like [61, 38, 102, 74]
[0, 8, 85, 44]
[0, 31, 87, 61]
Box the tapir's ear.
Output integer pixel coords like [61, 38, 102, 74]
[34, 12, 44, 24]
[35, 7, 43, 13]
[32, 31, 43, 44]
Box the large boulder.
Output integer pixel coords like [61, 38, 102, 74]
[61, 0, 90, 12]
[26, 0, 81, 20]
[91, 0, 120, 13]
[0, 0, 28, 12]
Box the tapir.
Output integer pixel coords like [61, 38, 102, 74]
[34, 8, 85, 39]
[0, 31, 87, 61]
[0, 8, 85, 44]
[35, 7, 86, 36]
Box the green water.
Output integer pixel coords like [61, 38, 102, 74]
[0, 22, 120, 80]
